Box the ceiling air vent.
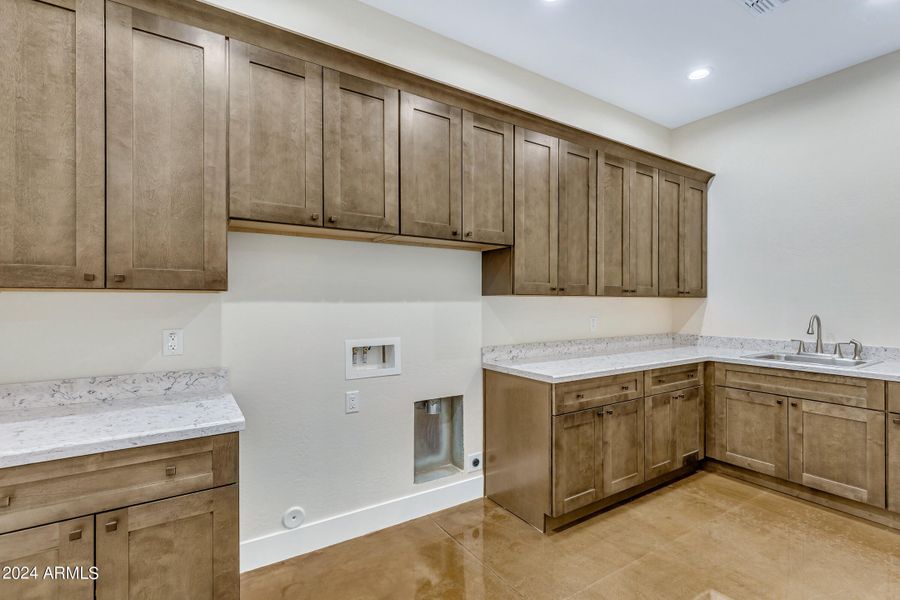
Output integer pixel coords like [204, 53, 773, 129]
[736, 0, 789, 16]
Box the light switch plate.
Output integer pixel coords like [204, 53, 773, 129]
[589, 317, 600, 333]
[162, 329, 184, 356]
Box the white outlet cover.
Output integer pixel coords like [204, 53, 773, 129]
[467, 452, 483, 472]
[589, 317, 600, 333]
[282, 506, 306, 529]
[345, 390, 360, 414]
[162, 329, 184, 356]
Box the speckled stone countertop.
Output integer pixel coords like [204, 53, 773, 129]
[482, 334, 900, 384]
[0, 369, 245, 469]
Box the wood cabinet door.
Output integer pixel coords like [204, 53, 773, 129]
[629, 162, 659, 296]
[552, 409, 602, 516]
[96, 486, 238, 600]
[462, 111, 513, 245]
[716, 387, 788, 479]
[680, 178, 707, 297]
[645, 392, 677, 479]
[400, 92, 462, 240]
[658, 171, 682, 297]
[0, 0, 104, 289]
[106, 3, 227, 290]
[601, 398, 645, 495]
[599, 154, 629, 295]
[789, 399, 885, 507]
[229, 40, 323, 226]
[558, 141, 597, 296]
[675, 386, 704, 464]
[0, 516, 94, 600]
[514, 127, 559, 294]
[323, 69, 399, 234]
[889, 414, 900, 513]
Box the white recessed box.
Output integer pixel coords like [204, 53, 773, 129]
[345, 337, 401, 380]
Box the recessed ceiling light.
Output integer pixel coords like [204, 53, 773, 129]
[688, 67, 712, 81]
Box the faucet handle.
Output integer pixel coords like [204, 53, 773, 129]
[833, 343, 845, 358]
[790, 339, 806, 354]
[849, 339, 863, 361]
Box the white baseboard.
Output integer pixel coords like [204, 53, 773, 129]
[240, 475, 484, 572]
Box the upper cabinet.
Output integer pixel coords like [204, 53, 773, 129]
[229, 41, 323, 227]
[599, 155, 658, 296]
[400, 92, 462, 240]
[558, 141, 597, 296]
[323, 69, 399, 234]
[0, 0, 105, 289]
[106, 2, 228, 290]
[513, 128, 559, 295]
[660, 172, 707, 297]
[462, 112, 514, 245]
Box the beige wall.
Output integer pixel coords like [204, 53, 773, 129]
[671, 49, 900, 347]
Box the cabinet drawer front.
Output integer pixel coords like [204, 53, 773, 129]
[554, 372, 643, 415]
[716, 364, 884, 410]
[0, 434, 237, 534]
[888, 382, 900, 414]
[644, 363, 703, 395]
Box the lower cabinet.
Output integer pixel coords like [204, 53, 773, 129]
[0, 517, 95, 600]
[0, 434, 239, 599]
[552, 409, 602, 516]
[713, 385, 886, 508]
[645, 386, 704, 480]
[96, 486, 238, 600]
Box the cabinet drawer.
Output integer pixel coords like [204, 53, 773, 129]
[554, 372, 643, 415]
[644, 363, 703, 395]
[0, 434, 237, 535]
[888, 382, 900, 414]
[715, 363, 884, 410]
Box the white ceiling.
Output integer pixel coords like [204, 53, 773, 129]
[358, 0, 900, 128]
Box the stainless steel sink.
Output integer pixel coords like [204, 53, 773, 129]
[743, 352, 879, 369]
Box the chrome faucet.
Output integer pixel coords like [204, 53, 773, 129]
[806, 314, 824, 354]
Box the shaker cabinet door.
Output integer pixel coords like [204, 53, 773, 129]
[96, 486, 238, 600]
[229, 40, 323, 226]
[323, 69, 399, 234]
[400, 92, 462, 240]
[601, 398, 645, 495]
[513, 127, 559, 295]
[715, 387, 789, 479]
[552, 409, 602, 516]
[462, 112, 513, 245]
[106, 2, 228, 290]
[558, 141, 597, 296]
[0, 516, 94, 600]
[0, 0, 105, 288]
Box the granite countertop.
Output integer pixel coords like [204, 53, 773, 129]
[0, 368, 246, 469]
[482, 334, 900, 384]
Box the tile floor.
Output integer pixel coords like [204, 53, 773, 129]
[241, 472, 900, 599]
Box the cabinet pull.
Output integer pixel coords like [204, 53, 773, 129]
[549, 287, 557, 291]
[621, 385, 630, 391]
[310, 213, 320, 221]
[575, 393, 584, 399]
[451, 230, 458, 236]
[0, 495, 10, 508]
[776, 399, 784, 405]
[688, 373, 696, 378]
[105, 520, 118, 533]
[790, 401, 798, 407]
[83, 273, 96, 282]
[68, 529, 83, 542]
[605, 410, 613, 415]
[465, 231, 473, 238]
[165, 465, 177, 477]
[113, 274, 126, 283]
[558, 288, 566, 292]
[893, 418, 900, 425]
[328, 216, 338, 223]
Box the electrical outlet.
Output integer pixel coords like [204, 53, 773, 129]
[589, 317, 600, 333]
[162, 329, 183, 356]
[467, 452, 483, 472]
[345, 390, 360, 414]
